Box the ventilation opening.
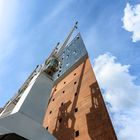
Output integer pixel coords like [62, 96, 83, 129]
[75, 130, 79, 137]
[77, 36, 80, 39]
[75, 107, 78, 113]
[59, 118, 62, 123]
[74, 81, 77, 85]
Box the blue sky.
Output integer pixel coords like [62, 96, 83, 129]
[0, 0, 140, 139]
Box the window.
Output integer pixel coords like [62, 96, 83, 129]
[52, 98, 55, 101]
[75, 107, 78, 113]
[75, 130, 79, 137]
[63, 90, 65, 93]
[59, 118, 62, 123]
[61, 102, 64, 106]
[64, 81, 66, 84]
[74, 81, 77, 85]
[77, 36, 80, 39]
[46, 127, 48, 130]
[74, 73, 76, 76]
[75, 92, 77, 96]
[49, 111, 52, 114]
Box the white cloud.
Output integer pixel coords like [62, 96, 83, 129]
[122, 3, 140, 42]
[93, 53, 140, 140]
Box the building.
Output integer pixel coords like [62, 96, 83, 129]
[0, 23, 117, 140]
[43, 34, 117, 140]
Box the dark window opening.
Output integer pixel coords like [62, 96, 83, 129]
[46, 127, 48, 130]
[61, 102, 64, 106]
[77, 36, 80, 39]
[75, 130, 79, 137]
[75, 92, 77, 96]
[59, 118, 62, 123]
[52, 98, 55, 101]
[74, 81, 77, 85]
[49, 111, 52, 114]
[63, 90, 65, 93]
[64, 81, 66, 84]
[57, 74, 60, 77]
[75, 107, 78, 113]
[74, 73, 76, 76]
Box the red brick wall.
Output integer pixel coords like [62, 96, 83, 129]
[43, 57, 117, 140]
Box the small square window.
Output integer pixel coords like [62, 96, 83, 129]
[75, 108, 78, 113]
[59, 118, 62, 123]
[74, 81, 77, 85]
[77, 36, 80, 39]
[75, 130, 79, 137]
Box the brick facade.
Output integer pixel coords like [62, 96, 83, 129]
[43, 57, 117, 140]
